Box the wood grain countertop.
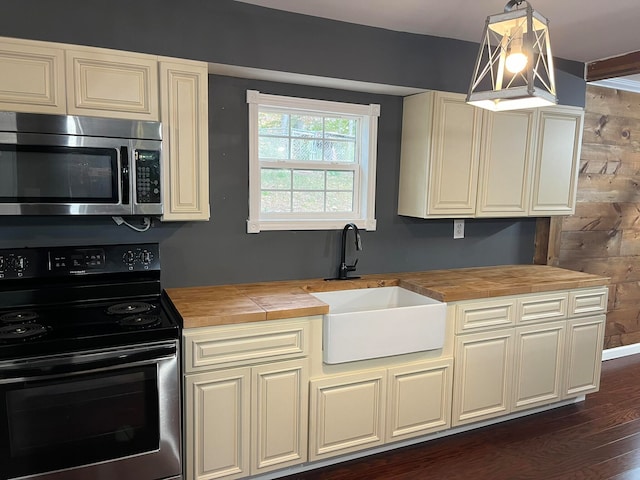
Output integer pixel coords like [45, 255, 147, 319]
[166, 265, 609, 329]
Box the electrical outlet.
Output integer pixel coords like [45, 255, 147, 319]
[453, 219, 465, 239]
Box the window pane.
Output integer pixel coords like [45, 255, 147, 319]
[326, 192, 353, 212]
[325, 117, 357, 140]
[326, 171, 354, 190]
[293, 191, 325, 212]
[259, 112, 289, 136]
[291, 115, 323, 138]
[291, 139, 323, 161]
[293, 170, 324, 190]
[261, 169, 291, 190]
[259, 137, 289, 160]
[323, 141, 355, 162]
[261, 191, 291, 213]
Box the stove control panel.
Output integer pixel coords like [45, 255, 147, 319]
[0, 243, 160, 279]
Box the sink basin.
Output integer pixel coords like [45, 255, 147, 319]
[310, 286, 447, 364]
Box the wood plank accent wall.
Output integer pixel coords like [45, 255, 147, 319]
[538, 85, 640, 348]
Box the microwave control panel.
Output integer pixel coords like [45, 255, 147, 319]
[135, 150, 161, 204]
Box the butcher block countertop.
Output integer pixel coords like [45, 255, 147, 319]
[166, 265, 609, 329]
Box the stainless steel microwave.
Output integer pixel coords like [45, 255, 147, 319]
[0, 112, 163, 216]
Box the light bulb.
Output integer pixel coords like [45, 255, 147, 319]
[506, 52, 527, 73]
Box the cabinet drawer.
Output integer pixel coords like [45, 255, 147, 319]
[569, 288, 608, 317]
[516, 293, 568, 325]
[183, 320, 310, 373]
[455, 298, 515, 334]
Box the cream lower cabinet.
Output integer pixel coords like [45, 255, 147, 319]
[309, 358, 453, 461]
[452, 329, 514, 426]
[159, 60, 210, 221]
[185, 359, 308, 480]
[452, 288, 607, 427]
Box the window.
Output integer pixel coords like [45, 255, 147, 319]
[246, 90, 379, 233]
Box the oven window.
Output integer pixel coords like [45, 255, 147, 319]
[1, 365, 159, 478]
[0, 144, 118, 203]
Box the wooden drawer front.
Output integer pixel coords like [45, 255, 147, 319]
[184, 321, 310, 373]
[455, 298, 515, 333]
[569, 289, 608, 317]
[517, 293, 568, 325]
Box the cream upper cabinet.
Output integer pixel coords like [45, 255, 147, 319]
[398, 90, 584, 219]
[476, 109, 536, 217]
[529, 106, 584, 215]
[0, 38, 66, 114]
[398, 91, 482, 218]
[65, 48, 159, 120]
[159, 59, 210, 221]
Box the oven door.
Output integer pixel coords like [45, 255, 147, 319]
[0, 132, 133, 216]
[0, 341, 181, 480]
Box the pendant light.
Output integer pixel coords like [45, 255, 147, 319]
[466, 0, 557, 111]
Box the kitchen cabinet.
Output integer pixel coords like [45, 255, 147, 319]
[398, 90, 583, 219]
[159, 59, 210, 221]
[65, 48, 159, 120]
[309, 369, 387, 461]
[398, 90, 481, 217]
[529, 106, 584, 215]
[183, 320, 311, 480]
[451, 287, 607, 427]
[0, 37, 65, 114]
[309, 357, 453, 461]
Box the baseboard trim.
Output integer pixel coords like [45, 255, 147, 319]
[602, 343, 640, 361]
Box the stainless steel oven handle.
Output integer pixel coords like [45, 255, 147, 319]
[0, 341, 177, 382]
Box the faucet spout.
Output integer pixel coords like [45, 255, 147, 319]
[338, 223, 362, 280]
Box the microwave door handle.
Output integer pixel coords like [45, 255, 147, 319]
[121, 146, 130, 205]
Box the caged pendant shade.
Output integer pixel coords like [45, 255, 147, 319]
[466, 0, 557, 111]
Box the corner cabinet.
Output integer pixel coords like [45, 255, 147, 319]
[398, 90, 584, 219]
[159, 60, 210, 221]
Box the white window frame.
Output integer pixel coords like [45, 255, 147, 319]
[246, 90, 379, 233]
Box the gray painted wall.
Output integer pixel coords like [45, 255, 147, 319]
[0, 1, 574, 288]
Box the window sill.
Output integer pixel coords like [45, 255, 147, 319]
[247, 218, 376, 233]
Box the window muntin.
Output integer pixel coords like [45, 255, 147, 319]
[247, 90, 379, 232]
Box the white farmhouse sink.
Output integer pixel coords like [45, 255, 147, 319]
[310, 286, 447, 364]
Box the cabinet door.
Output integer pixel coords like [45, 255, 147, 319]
[428, 92, 482, 216]
[564, 315, 605, 398]
[309, 369, 386, 461]
[529, 106, 584, 215]
[386, 359, 453, 443]
[159, 60, 210, 221]
[66, 48, 159, 120]
[0, 38, 65, 114]
[398, 91, 481, 218]
[513, 321, 565, 411]
[452, 329, 514, 426]
[251, 359, 308, 475]
[476, 109, 535, 217]
[184, 368, 250, 480]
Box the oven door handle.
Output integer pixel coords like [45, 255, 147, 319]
[0, 342, 177, 382]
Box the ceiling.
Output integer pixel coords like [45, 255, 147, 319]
[235, 0, 640, 64]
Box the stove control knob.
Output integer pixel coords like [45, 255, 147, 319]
[0, 256, 4, 271]
[123, 251, 136, 265]
[9, 255, 28, 272]
[139, 250, 154, 265]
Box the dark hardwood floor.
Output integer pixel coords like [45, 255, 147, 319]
[283, 354, 640, 480]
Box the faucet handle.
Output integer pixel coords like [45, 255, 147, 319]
[347, 258, 358, 271]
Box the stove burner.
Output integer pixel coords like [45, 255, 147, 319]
[119, 314, 162, 329]
[107, 302, 156, 315]
[0, 311, 39, 324]
[0, 323, 49, 342]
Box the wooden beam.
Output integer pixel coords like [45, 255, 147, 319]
[586, 51, 640, 82]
